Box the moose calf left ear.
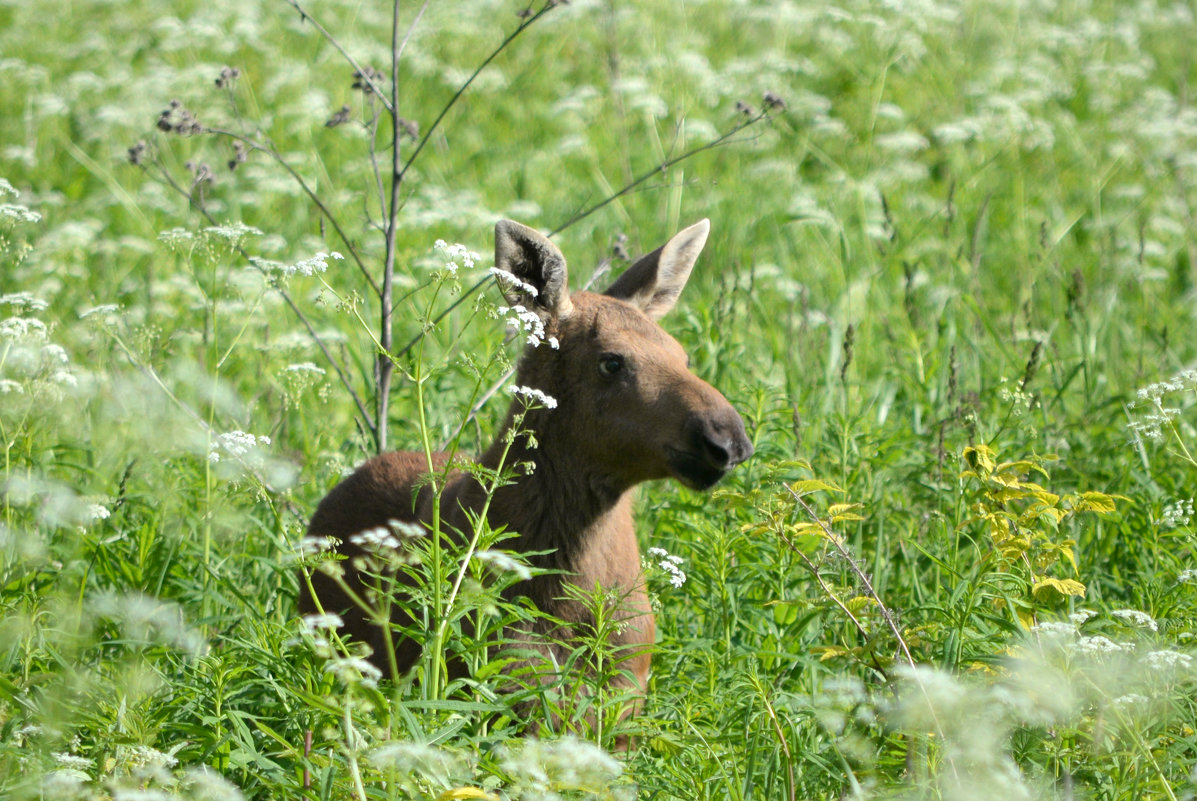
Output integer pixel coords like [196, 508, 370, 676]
[604, 219, 710, 320]
[494, 220, 573, 320]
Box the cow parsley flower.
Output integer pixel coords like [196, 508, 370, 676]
[434, 239, 479, 274]
[498, 304, 559, 349]
[509, 384, 557, 409]
[208, 431, 271, 463]
[301, 612, 344, 633]
[1145, 649, 1192, 671]
[647, 546, 687, 588]
[474, 549, 533, 580]
[491, 267, 540, 298]
[0, 292, 48, 312]
[1161, 498, 1194, 529]
[1112, 609, 1158, 632]
[325, 655, 383, 688]
[283, 251, 343, 276]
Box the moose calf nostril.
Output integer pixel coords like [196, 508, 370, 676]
[702, 436, 731, 468]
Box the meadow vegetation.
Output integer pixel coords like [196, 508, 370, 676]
[2, 0, 1197, 798]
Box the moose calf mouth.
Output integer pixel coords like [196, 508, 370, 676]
[667, 447, 734, 491]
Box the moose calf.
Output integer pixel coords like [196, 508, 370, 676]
[301, 218, 753, 700]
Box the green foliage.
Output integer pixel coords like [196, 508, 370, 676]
[3, 0, 1197, 798]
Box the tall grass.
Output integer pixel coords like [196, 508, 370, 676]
[2, 0, 1197, 798]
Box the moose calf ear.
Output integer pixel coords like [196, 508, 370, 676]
[494, 220, 573, 320]
[604, 219, 710, 320]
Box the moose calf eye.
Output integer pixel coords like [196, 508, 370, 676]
[598, 354, 625, 377]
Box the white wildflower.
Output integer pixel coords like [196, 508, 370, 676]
[1075, 635, 1126, 655]
[1032, 621, 1077, 637]
[1161, 498, 1194, 529]
[646, 546, 687, 588]
[0, 292, 48, 312]
[157, 227, 195, 246]
[325, 655, 383, 688]
[183, 767, 246, 801]
[280, 251, 343, 277]
[52, 752, 95, 771]
[298, 535, 337, 556]
[80, 303, 122, 320]
[1180, 568, 1197, 583]
[301, 612, 344, 632]
[434, 239, 480, 274]
[1112, 609, 1158, 632]
[1144, 649, 1192, 671]
[490, 267, 540, 298]
[283, 362, 325, 376]
[0, 379, 23, 394]
[497, 303, 558, 348]
[509, 384, 558, 409]
[1069, 609, 1097, 625]
[0, 316, 48, 341]
[204, 222, 262, 242]
[84, 503, 110, 522]
[208, 430, 271, 463]
[0, 203, 42, 223]
[0, 178, 16, 198]
[349, 526, 401, 551]
[474, 549, 533, 581]
[1112, 693, 1148, 707]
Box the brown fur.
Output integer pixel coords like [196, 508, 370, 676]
[300, 219, 753, 709]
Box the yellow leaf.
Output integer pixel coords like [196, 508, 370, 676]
[789, 479, 844, 496]
[963, 444, 997, 474]
[827, 502, 864, 517]
[438, 789, 498, 801]
[1073, 491, 1119, 514]
[1032, 577, 1087, 601]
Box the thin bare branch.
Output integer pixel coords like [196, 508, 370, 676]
[396, 2, 557, 184]
[282, 0, 393, 112]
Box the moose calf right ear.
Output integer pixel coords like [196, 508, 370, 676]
[494, 220, 574, 320]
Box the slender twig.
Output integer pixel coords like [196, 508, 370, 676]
[548, 109, 773, 235]
[282, 0, 393, 112]
[784, 485, 915, 669]
[395, 2, 557, 184]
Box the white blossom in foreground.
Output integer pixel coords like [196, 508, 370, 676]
[510, 384, 558, 409]
[434, 239, 480, 274]
[1112, 609, 1158, 632]
[499, 303, 559, 349]
[208, 431, 272, 463]
[474, 549, 533, 581]
[301, 612, 344, 633]
[647, 546, 687, 588]
[324, 655, 383, 688]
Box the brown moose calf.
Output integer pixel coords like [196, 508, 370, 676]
[301, 218, 753, 701]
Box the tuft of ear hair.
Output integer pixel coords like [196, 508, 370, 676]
[494, 220, 573, 321]
[604, 219, 710, 320]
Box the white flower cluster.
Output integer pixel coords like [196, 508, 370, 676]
[208, 430, 271, 464]
[324, 655, 383, 688]
[647, 546, 687, 588]
[434, 239, 479, 274]
[282, 362, 325, 377]
[348, 519, 424, 552]
[203, 222, 262, 243]
[1161, 498, 1194, 529]
[490, 266, 540, 298]
[473, 549, 533, 581]
[1128, 369, 1197, 441]
[498, 303, 559, 349]
[284, 251, 343, 276]
[509, 384, 558, 409]
[0, 292, 48, 312]
[1031, 620, 1077, 637]
[1074, 635, 1126, 655]
[1112, 608, 1158, 632]
[0, 203, 41, 224]
[301, 612, 344, 633]
[1144, 649, 1193, 671]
